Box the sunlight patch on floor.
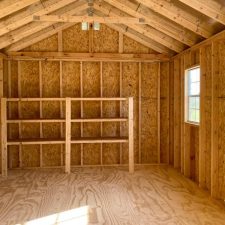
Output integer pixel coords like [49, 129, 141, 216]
[15, 206, 89, 225]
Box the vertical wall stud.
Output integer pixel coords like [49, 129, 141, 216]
[138, 62, 142, 164]
[80, 62, 83, 166]
[211, 42, 219, 198]
[39, 61, 43, 167]
[65, 97, 71, 173]
[157, 62, 161, 164]
[128, 97, 134, 173]
[1, 98, 7, 176]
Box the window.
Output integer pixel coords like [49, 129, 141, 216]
[185, 66, 200, 124]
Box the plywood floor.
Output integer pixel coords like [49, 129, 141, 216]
[0, 166, 225, 225]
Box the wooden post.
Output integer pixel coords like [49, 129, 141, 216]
[199, 47, 206, 188]
[80, 62, 84, 166]
[65, 97, 71, 173]
[211, 41, 219, 198]
[0, 58, 3, 97]
[100, 61, 103, 165]
[119, 62, 122, 164]
[1, 98, 7, 176]
[128, 97, 134, 173]
[39, 61, 43, 168]
[180, 55, 185, 174]
[157, 62, 161, 163]
[18, 61, 22, 168]
[138, 62, 142, 164]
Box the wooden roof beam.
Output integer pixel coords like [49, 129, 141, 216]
[103, 0, 198, 46]
[0, 0, 39, 19]
[135, 0, 213, 38]
[178, 0, 225, 25]
[0, 0, 82, 37]
[6, 52, 170, 62]
[0, 2, 87, 50]
[5, 23, 77, 52]
[33, 15, 146, 24]
[94, 3, 185, 52]
[94, 11, 173, 55]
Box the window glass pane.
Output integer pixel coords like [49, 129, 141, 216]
[189, 109, 196, 122]
[186, 66, 200, 124]
[190, 81, 200, 95]
[189, 68, 200, 82]
[189, 97, 196, 108]
[196, 110, 200, 122]
[195, 97, 200, 110]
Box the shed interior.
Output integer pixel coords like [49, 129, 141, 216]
[0, 0, 225, 224]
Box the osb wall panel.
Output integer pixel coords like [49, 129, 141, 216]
[201, 45, 212, 191]
[189, 125, 199, 182]
[23, 34, 58, 52]
[169, 61, 174, 165]
[93, 24, 118, 53]
[42, 61, 61, 166]
[173, 58, 181, 168]
[218, 40, 225, 199]
[160, 62, 169, 164]
[141, 63, 158, 163]
[123, 36, 156, 54]
[62, 24, 89, 52]
[3, 24, 166, 169]
[83, 62, 101, 165]
[102, 62, 120, 164]
[121, 62, 139, 164]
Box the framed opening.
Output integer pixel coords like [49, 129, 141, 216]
[185, 66, 200, 124]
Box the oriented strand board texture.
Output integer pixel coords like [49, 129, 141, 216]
[160, 62, 169, 164]
[123, 36, 156, 54]
[102, 62, 120, 164]
[5, 24, 165, 170]
[122, 62, 139, 164]
[62, 23, 89, 52]
[23, 34, 58, 52]
[141, 63, 158, 163]
[83, 62, 101, 165]
[93, 24, 119, 53]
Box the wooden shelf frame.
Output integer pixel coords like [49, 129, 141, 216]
[1, 97, 134, 176]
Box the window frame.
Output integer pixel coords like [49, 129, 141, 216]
[185, 65, 200, 125]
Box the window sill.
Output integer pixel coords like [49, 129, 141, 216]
[184, 121, 199, 127]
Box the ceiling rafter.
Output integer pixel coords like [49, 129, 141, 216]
[178, 0, 225, 25]
[5, 22, 77, 52]
[94, 1, 185, 52]
[5, 4, 171, 54]
[0, 0, 83, 37]
[102, 0, 198, 46]
[0, 0, 39, 20]
[94, 10, 173, 55]
[6, 14, 172, 55]
[0, 1, 87, 50]
[135, 0, 213, 38]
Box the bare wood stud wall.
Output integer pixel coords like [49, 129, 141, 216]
[0, 98, 7, 176]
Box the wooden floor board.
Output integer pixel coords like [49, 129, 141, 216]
[0, 166, 225, 225]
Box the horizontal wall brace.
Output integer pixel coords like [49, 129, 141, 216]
[7, 52, 169, 62]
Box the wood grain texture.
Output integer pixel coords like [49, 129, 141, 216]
[0, 166, 225, 225]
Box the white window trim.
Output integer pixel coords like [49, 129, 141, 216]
[185, 65, 200, 125]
